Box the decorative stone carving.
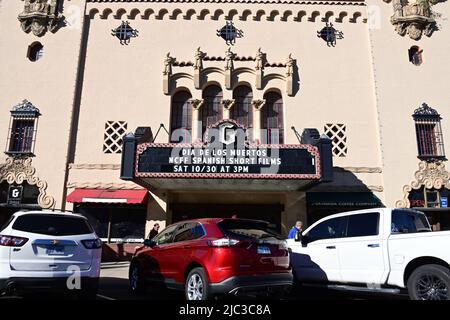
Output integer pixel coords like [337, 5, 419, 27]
[285, 54, 295, 96]
[190, 99, 204, 110]
[386, 0, 444, 40]
[0, 157, 55, 208]
[18, 0, 64, 37]
[395, 161, 450, 208]
[252, 99, 266, 110]
[194, 47, 204, 89]
[163, 52, 174, 76]
[163, 49, 298, 97]
[221, 99, 235, 110]
[11, 99, 41, 117]
[224, 47, 235, 71]
[163, 52, 174, 95]
[67, 182, 144, 190]
[194, 47, 204, 71]
[255, 48, 264, 71]
[286, 54, 294, 77]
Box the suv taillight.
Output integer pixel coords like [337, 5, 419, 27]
[81, 238, 102, 249]
[208, 238, 240, 247]
[0, 235, 28, 247]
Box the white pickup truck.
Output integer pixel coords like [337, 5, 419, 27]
[287, 208, 450, 300]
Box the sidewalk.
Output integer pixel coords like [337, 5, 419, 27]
[100, 262, 130, 279]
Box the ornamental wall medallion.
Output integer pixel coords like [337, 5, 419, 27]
[395, 161, 450, 208]
[111, 21, 139, 45]
[18, 0, 64, 37]
[317, 23, 344, 47]
[0, 157, 55, 208]
[216, 21, 244, 45]
[383, 0, 446, 40]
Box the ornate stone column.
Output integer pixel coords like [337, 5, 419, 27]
[221, 99, 235, 120]
[252, 99, 266, 144]
[191, 99, 204, 142]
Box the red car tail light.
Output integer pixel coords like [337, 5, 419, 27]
[0, 235, 29, 247]
[208, 238, 240, 247]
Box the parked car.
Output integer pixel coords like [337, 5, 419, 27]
[0, 210, 102, 299]
[288, 208, 450, 300]
[129, 218, 292, 300]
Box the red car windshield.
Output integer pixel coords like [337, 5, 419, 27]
[217, 220, 283, 241]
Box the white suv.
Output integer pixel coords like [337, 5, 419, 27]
[0, 210, 102, 299]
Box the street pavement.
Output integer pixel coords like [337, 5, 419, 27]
[0, 262, 408, 300]
[96, 262, 408, 301]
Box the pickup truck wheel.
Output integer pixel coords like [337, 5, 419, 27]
[185, 267, 212, 301]
[407, 264, 450, 300]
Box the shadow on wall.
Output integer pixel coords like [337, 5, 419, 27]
[309, 167, 383, 194]
[292, 60, 300, 96]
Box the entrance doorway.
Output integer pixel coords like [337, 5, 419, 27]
[171, 203, 283, 233]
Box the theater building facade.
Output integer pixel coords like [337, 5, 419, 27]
[1, 0, 450, 255]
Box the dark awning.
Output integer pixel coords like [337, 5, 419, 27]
[307, 192, 383, 207]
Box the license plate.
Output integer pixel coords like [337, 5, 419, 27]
[46, 245, 65, 255]
[257, 245, 271, 255]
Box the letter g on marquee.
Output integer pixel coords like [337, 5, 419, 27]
[219, 122, 237, 145]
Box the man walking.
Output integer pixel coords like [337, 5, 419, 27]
[288, 221, 303, 239]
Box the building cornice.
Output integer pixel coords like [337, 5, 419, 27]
[87, 0, 365, 5]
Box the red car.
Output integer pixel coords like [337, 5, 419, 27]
[129, 218, 292, 300]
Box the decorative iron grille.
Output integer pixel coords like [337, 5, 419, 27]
[111, 21, 138, 45]
[103, 121, 127, 154]
[216, 21, 244, 45]
[324, 123, 347, 157]
[317, 23, 344, 47]
[413, 103, 446, 161]
[5, 100, 40, 157]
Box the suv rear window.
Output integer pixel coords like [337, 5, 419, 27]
[12, 214, 93, 236]
[218, 220, 283, 241]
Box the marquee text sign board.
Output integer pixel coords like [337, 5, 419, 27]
[136, 144, 320, 179]
[135, 120, 321, 180]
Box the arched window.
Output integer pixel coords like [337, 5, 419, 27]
[170, 91, 192, 143]
[201, 85, 223, 138]
[231, 86, 253, 129]
[261, 91, 284, 144]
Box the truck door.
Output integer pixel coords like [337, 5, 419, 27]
[337, 211, 387, 284]
[290, 216, 347, 283]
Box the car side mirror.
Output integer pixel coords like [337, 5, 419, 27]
[301, 235, 309, 247]
[294, 231, 302, 242]
[143, 239, 156, 247]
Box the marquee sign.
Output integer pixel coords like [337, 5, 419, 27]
[135, 120, 321, 180]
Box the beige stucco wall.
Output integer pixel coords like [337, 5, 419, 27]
[70, 1, 383, 197]
[0, 0, 87, 209]
[366, 0, 450, 207]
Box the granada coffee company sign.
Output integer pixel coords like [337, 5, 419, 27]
[135, 120, 321, 179]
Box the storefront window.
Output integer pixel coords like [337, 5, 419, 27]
[76, 205, 146, 243]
